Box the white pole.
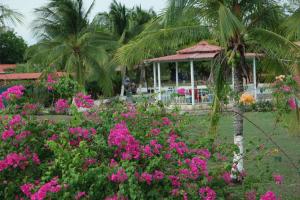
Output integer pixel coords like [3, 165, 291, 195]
[153, 63, 157, 94]
[175, 62, 179, 88]
[232, 66, 235, 89]
[253, 57, 257, 100]
[158, 62, 162, 100]
[190, 61, 195, 106]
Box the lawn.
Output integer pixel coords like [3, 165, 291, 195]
[187, 112, 300, 199]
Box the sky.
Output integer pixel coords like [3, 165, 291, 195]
[3, 0, 166, 45]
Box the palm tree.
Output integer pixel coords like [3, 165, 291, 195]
[115, 0, 299, 180]
[0, 3, 23, 31]
[94, 1, 156, 96]
[27, 0, 118, 95]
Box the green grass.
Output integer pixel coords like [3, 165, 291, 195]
[187, 112, 300, 199]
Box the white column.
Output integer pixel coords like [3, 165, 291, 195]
[175, 62, 179, 88]
[190, 61, 195, 106]
[232, 66, 234, 89]
[153, 63, 157, 94]
[158, 62, 162, 100]
[253, 57, 257, 100]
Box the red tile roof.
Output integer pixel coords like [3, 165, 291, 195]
[145, 41, 263, 63]
[146, 52, 219, 63]
[177, 41, 221, 54]
[0, 72, 66, 81]
[0, 64, 17, 73]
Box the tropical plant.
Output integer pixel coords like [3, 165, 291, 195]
[94, 1, 156, 96]
[0, 3, 23, 31]
[115, 0, 299, 180]
[26, 0, 118, 95]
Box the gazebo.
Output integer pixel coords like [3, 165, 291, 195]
[145, 41, 260, 105]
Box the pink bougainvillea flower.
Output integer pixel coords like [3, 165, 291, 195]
[20, 183, 35, 198]
[260, 191, 278, 200]
[30, 177, 62, 200]
[199, 186, 216, 200]
[222, 172, 232, 185]
[15, 130, 31, 141]
[32, 153, 41, 165]
[75, 191, 86, 200]
[288, 98, 297, 110]
[0, 95, 4, 110]
[177, 88, 186, 95]
[2, 128, 15, 141]
[1, 85, 25, 101]
[150, 128, 161, 136]
[273, 174, 283, 185]
[110, 169, 128, 183]
[162, 117, 172, 126]
[55, 99, 69, 114]
[140, 172, 153, 185]
[0, 152, 28, 171]
[74, 93, 94, 108]
[168, 175, 181, 188]
[153, 170, 164, 180]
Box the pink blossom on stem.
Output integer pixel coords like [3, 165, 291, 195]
[55, 99, 69, 114]
[2, 128, 15, 140]
[75, 191, 86, 200]
[140, 172, 153, 185]
[199, 186, 216, 200]
[153, 170, 164, 180]
[273, 174, 283, 185]
[222, 172, 232, 185]
[20, 183, 34, 198]
[260, 191, 278, 200]
[288, 98, 297, 110]
[74, 93, 94, 108]
[32, 153, 41, 165]
[110, 169, 128, 183]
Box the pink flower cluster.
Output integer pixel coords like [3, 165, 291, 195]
[105, 194, 127, 200]
[1, 115, 31, 141]
[181, 157, 209, 180]
[0, 152, 28, 171]
[75, 191, 86, 200]
[199, 186, 216, 200]
[135, 170, 164, 185]
[162, 117, 172, 126]
[0, 96, 4, 110]
[168, 134, 188, 156]
[68, 127, 97, 146]
[110, 169, 128, 183]
[74, 93, 94, 108]
[47, 74, 57, 91]
[260, 191, 278, 200]
[1, 85, 25, 101]
[21, 177, 62, 200]
[222, 172, 232, 185]
[55, 99, 69, 113]
[121, 104, 137, 118]
[22, 103, 39, 115]
[142, 140, 162, 157]
[108, 122, 140, 160]
[288, 98, 297, 110]
[273, 174, 283, 185]
[177, 88, 186, 96]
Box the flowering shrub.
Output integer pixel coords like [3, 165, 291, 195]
[0, 86, 286, 199]
[74, 92, 94, 108]
[55, 99, 69, 114]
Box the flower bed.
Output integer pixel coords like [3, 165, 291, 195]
[0, 85, 283, 199]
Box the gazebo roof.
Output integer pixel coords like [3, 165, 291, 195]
[145, 40, 262, 63]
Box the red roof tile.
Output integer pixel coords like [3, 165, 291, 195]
[0, 72, 66, 80]
[146, 52, 219, 63]
[177, 41, 221, 54]
[0, 64, 17, 73]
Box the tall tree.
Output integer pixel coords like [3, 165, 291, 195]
[115, 0, 298, 180]
[0, 31, 27, 64]
[27, 0, 118, 95]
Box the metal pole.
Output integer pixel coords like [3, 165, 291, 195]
[175, 62, 179, 88]
[190, 61, 195, 106]
[158, 63, 162, 100]
[253, 57, 257, 100]
[153, 62, 157, 94]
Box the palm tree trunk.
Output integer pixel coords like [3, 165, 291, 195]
[231, 54, 245, 181]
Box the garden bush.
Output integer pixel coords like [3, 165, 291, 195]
[0, 85, 285, 199]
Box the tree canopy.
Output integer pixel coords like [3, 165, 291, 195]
[0, 31, 27, 64]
